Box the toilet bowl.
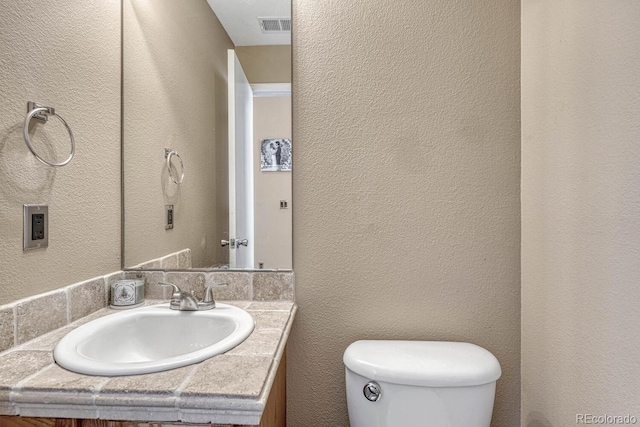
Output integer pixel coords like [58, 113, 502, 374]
[344, 340, 501, 427]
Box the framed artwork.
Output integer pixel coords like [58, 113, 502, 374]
[260, 138, 292, 171]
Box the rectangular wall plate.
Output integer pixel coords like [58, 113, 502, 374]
[165, 205, 174, 230]
[23, 204, 48, 250]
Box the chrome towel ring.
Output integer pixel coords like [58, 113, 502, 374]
[23, 101, 75, 167]
[165, 148, 185, 184]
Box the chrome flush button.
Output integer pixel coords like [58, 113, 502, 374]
[363, 381, 381, 402]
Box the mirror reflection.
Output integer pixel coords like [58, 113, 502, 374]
[123, 0, 292, 271]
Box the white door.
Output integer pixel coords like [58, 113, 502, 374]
[228, 49, 254, 268]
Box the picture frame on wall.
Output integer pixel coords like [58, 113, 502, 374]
[261, 138, 292, 172]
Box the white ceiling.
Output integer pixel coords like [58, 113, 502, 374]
[207, 0, 291, 46]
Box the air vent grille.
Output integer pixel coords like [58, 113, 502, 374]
[258, 17, 291, 33]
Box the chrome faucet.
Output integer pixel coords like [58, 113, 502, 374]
[159, 282, 228, 311]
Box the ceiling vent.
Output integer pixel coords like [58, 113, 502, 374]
[258, 17, 291, 33]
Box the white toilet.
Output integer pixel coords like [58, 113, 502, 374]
[344, 340, 501, 427]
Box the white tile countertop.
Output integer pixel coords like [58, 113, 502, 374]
[0, 300, 296, 426]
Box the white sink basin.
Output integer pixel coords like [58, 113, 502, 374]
[53, 303, 254, 376]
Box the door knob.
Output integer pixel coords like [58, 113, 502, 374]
[221, 238, 236, 248]
[236, 239, 248, 247]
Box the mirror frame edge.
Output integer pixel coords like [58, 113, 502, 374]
[119, 0, 294, 273]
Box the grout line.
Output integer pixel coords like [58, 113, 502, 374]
[102, 273, 113, 306]
[12, 305, 17, 348]
[173, 364, 202, 405]
[93, 377, 113, 419]
[161, 271, 168, 299]
[13, 363, 55, 391]
[93, 377, 112, 394]
[65, 288, 71, 324]
[92, 377, 112, 408]
[291, 271, 295, 301]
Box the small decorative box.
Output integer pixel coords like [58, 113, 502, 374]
[110, 279, 145, 309]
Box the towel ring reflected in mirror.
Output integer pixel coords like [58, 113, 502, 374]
[165, 148, 185, 184]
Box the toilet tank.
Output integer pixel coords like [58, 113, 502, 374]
[343, 341, 502, 427]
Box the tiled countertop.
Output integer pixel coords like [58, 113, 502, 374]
[0, 300, 296, 425]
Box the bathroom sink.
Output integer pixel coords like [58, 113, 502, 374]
[53, 303, 254, 376]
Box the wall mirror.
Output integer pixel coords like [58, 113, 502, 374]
[123, 0, 292, 271]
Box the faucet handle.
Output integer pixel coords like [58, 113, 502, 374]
[159, 282, 182, 299]
[203, 282, 228, 303]
[160, 282, 200, 311]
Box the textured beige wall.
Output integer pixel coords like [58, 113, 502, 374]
[236, 46, 291, 84]
[0, 0, 121, 305]
[123, 0, 233, 268]
[290, 0, 521, 426]
[521, 2, 640, 426]
[253, 97, 292, 269]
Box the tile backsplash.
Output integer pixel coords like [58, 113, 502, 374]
[16, 289, 68, 344]
[0, 249, 294, 354]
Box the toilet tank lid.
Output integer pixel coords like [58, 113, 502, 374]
[343, 340, 501, 387]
